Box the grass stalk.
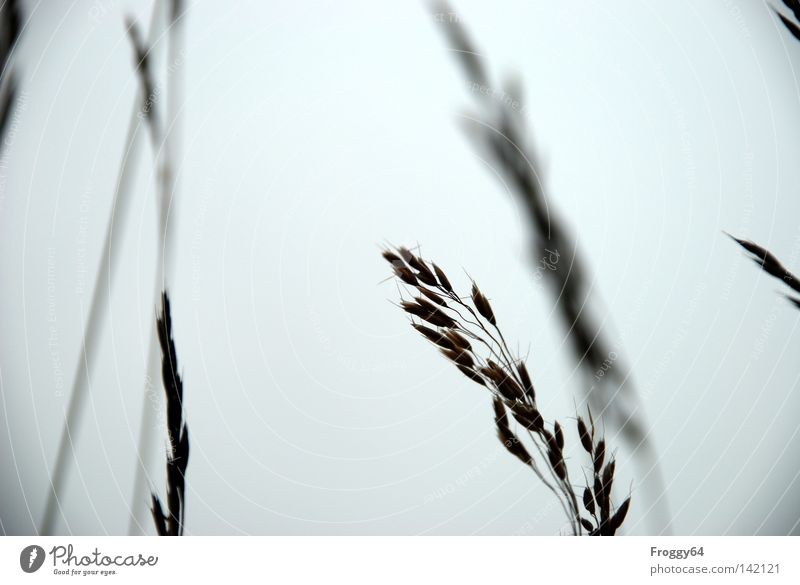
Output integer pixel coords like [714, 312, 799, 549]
[127, 0, 187, 534]
[40, 1, 165, 535]
[151, 291, 189, 536]
[0, 0, 21, 145]
[431, 1, 670, 533]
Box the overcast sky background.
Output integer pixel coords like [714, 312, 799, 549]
[1, 0, 800, 535]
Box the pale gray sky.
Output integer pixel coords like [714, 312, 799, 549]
[1, 0, 799, 535]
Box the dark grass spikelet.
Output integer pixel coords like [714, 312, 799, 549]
[457, 364, 486, 385]
[493, 398, 532, 466]
[151, 291, 189, 536]
[432, 263, 454, 292]
[394, 266, 419, 286]
[608, 497, 631, 534]
[577, 417, 593, 453]
[776, 0, 800, 41]
[554, 422, 564, 451]
[471, 283, 497, 325]
[441, 347, 475, 369]
[382, 250, 403, 266]
[593, 440, 606, 474]
[583, 486, 596, 516]
[516, 362, 535, 402]
[727, 233, 800, 307]
[383, 246, 630, 535]
[510, 403, 543, 433]
[444, 329, 471, 351]
[419, 287, 448, 307]
[412, 323, 456, 351]
[727, 8, 800, 308]
[783, 0, 800, 19]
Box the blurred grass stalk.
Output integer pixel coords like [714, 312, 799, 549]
[432, 1, 671, 534]
[128, 0, 187, 535]
[0, 0, 21, 145]
[40, 1, 166, 536]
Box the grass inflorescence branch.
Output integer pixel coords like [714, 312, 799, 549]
[151, 291, 189, 536]
[383, 245, 630, 535]
[726, 233, 800, 309]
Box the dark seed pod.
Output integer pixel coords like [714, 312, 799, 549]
[516, 362, 535, 402]
[554, 422, 564, 451]
[602, 459, 616, 495]
[593, 440, 605, 474]
[424, 310, 456, 328]
[405, 253, 426, 273]
[413, 297, 440, 315]
[510, 404, 543, 433]
[471, 284, 496, 325]
[580, 517, 594, 532]
[583, 486, 595, 515]
[498, 426, 533, 466]
[443, 329, 471, 351]
[608, 497, 631, 535]
[482, 360, 505, 383]
[400, 300, 424, 318]
[398, 246, 415, 264]
[394, 266, 418, 286]
[382, 250, 403, 267]
[412, 324, 455, 351]
[415, 266, 439, 287]
[543, 428, 559, 455]
[496, 374, 525, 402]
[546, 446, 561, 471]
[432, 263, 453, 292]
[419, 287, 447, 306]
[594, 474, 604, 501]
[493, 398, 532, 466]
[456, 364, 485, 385]
[553, 459, 566, 481]
[403, 299, 455, 328]
[492, 396, 507, 424]
[412, 259, 439, 286]
[577, 417, 592, 453]
[478, 367, 499, 385]
[441, 348, 474, 369]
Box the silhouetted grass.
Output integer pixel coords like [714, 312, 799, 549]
[41, 3, 166, 535]
[151, 291, 189, 536]
[726, 4, 800, 310]
[383, 245, 631, 535]
[726, 233, 800, 308]
[775, 1, 800, 41]
[127, 0, 188, 534]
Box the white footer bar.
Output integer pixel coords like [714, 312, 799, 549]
[1, 536, 796, 583]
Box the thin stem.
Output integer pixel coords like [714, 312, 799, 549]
[40, 1, 164, 536]
[129, 0, 187, 535]
[523, 428, 576, 534]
